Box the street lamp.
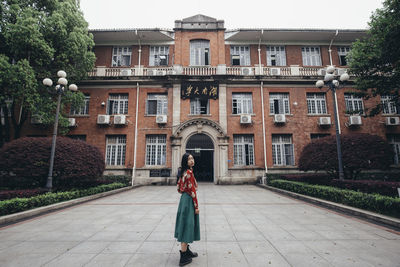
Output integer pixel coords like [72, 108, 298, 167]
[43, 70, 78, 190]
[315, 66, 349, 180]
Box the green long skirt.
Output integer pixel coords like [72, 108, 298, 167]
[174, 192, 200, 243]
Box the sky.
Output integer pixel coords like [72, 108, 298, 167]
[80, 0, 384, 30]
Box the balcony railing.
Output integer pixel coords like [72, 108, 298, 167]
[87, 65, 347, 78]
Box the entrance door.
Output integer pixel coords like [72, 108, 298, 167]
[186, 134, 214, 182]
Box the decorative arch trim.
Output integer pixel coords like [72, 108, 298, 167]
[173, 118, 226, 137]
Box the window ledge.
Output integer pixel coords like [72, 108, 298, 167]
[69, 115, 89, 117]
[230, 114, 256, 116]
[142, 166, 169, 169]
[307, 114, 331, 116]
[188, 114, 212, 117]
[269, 114, 293, 116]
[229, 166, 264, 170]
[105, 165, 127, 169]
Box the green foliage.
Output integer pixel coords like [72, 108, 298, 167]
[269, 179, 400, 218]
[0, 182, 126, 216]
[0, 0, 95, 145]
[348, 0, 400, 116]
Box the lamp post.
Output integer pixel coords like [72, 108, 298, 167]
[43, 70, 78, 190]
[315, 66, 349, 180]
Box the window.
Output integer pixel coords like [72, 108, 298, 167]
[230, 46, 250, 66]
[106, 135, 126, 166]
[272, 135, 294, 166]
[112, 46, 132, 67]
[307, 93, 327, 114]
[310, 133, 330, 140]
[107, 94, 128, 115]
[190, 40, 210, 66]
[70, 95, 90, 115]
[302, 46, 322, 66]
[381, 95, 399, 114]
[149, 46, 169, 66]
[190, 98, 209, 115]
[267, 46, 286, 66]
[67, 135, 86, 141]
[146, 135, 167, 165]
[269, 93, 290, 114]
[232, 93, 253, 114]
[233, 135, 254, 165]
[146, 94, 168, 115]
[388, 135, 400, 165]
[338, 46, 351, 66]
[344, 93, 364, 114]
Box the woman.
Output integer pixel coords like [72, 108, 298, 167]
[174, 153, 200, 266]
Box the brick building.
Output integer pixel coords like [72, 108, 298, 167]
[23, 15, 400, 184]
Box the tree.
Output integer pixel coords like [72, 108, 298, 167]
[348, 0, 400, 116]
[298, 134, 394, 179]
[0, 0, 95, 146]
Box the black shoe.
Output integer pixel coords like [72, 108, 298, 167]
[187, 245, 198, 258]
[179, 250, 192, 266]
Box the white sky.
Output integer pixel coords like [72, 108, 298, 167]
[80, 0, 384, 30]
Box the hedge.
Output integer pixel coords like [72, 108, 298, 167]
[0, 182, 126, 216]
[268, 179, 400, 218]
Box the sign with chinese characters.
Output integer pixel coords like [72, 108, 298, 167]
[181, 82, 219, 100]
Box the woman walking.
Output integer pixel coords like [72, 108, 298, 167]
[174, 153, 200, 266]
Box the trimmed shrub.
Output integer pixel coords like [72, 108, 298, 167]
[299, 134, 394, 179]
[0, 137, 105, 189]
[279, 174, 333, 185]
[0, 188, 48, 200]
[330, 179, 400, 198]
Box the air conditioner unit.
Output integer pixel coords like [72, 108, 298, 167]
[156, 70, 166, 76]
[318, 69, 326, 76]
[156, 114, 167, 124]
[120, 69, 131, 76]
[31, 116, 43, 124]
[97, 114, 110, 124]
[318, 117, 331, 126]
[270, 68, 281, 75]
[240, 114, 252, 124]
[114, 115, 126, 125]
[68, 118, 76, 127]
[349, 115, 362, 126]
[385, 117, 400, 126]
[241, 67, 253, 76]
[274, 114, 286, 123]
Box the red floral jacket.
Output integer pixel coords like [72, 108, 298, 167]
[177, 169, 198, 209]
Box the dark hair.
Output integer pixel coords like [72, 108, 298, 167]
[180, 153, 193, 177]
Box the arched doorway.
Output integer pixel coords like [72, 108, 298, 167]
[186, 133, 214, 182]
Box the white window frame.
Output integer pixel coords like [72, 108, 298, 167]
[70, 95, 90, 115]
[338, 46, 351, 66]
[190, 98, 209, 115]
[307, 93, 327, 115]
[381, 95, 398, 114]
[107, 94, 128, 115]
[190, 40, 210, 66]
[145, 135, 167, 166]
[149, 46, 169, 66]
[344, 93, 364, 114]
[269, 93, 290, 114]
[267, 46, 286, 66]
[230, 46, 250, 66]
[272, 135, 294, 166]
[106, 135, 126, 166]
[146, 94, 168, 115]
[302, 46, 322, 66]
[232, 93, 253, 114]
[233, 135, 255, 166]
[112, 46, 132, 67]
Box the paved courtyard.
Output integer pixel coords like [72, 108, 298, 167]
[0, 184, 399, 267]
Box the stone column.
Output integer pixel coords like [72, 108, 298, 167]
[218, 84, 227, 133]
[171, 137, 182, 179]
[171, 83, 181, 178]
[217, 136, 229, 184]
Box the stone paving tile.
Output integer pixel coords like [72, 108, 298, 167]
[0, 184, 399, 267]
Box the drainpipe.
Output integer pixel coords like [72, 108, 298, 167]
[328, 30, 341, 134]
[258, 30, 268, 182]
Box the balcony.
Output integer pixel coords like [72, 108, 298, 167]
[88, 65, 348, 78]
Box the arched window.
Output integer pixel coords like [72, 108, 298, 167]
[190, 40, 210, 66]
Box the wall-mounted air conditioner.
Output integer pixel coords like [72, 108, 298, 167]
[241, 67, 253, 76]
[114, 115, 126, 125]
[318, 117, 331, 126]
[385, 117, 400, 126]
[156, 114, 167, 124]
[97, 114, 110, 125]
[120, 69, 132, 76]
[349, 115, 362, 126]
[68, 118, 76, 127]
[240, 114, 252, 124]
[274, 114, 286, 123]
[270, 68, 281, 75]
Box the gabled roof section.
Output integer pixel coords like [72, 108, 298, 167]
[90, 28, 174, 45]
[182, 14, 217, 23]
[175, 14, 225, 31]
